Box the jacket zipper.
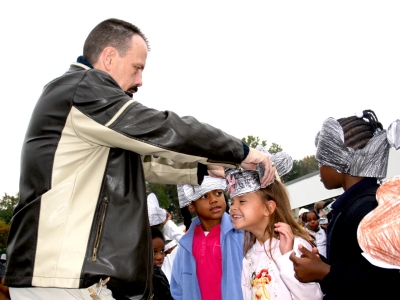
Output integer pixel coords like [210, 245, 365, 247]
[92, 197, 109, 262]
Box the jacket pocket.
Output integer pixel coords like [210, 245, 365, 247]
[92, 197, 109, 262]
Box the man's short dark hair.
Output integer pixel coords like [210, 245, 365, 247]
[83, 18, 150, 65]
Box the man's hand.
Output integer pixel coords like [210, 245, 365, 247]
[207, 165, 225, 178]
[289, 244, 330, 282]
[241, 148, 275, 187]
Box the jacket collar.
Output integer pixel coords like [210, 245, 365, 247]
[76, 55, 94, 69]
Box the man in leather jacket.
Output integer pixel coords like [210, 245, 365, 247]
[5, 18, 275, 300]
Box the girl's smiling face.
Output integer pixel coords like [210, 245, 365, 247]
[229, 192, 270, 236]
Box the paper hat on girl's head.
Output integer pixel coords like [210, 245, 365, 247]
[225, 146, 293, 199]
[147, 193, 167, 226]
[357, 175, 400, 269]
[181, 176, 227, 204]
[298, 208, 309, 216]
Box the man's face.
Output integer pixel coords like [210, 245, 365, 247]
[110, 34, 148, 94]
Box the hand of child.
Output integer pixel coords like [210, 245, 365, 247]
[241, 148, 275, 188]
[274, 222, 294, 255]
[162, 211, 172, 225]
[289, 244, 330, 282]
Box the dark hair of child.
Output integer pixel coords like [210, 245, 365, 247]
[302, 210, 320, 224]
[151, 226, 165, 242]
[337, 109, 383, 149]
[243, 180, 316, 256]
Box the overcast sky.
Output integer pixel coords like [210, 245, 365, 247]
[1, 1, 399, 195]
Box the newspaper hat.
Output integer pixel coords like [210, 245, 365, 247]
[298, 208, 309, 216]
[181, 176, 227, 204]
[315, 115, 400, 178]
[164, 240, 178, 252]
[225, 146, 293, 199]
[147, 193, 167, 226]
[357, 175, 400, 269]
[177, 184, 191, 208]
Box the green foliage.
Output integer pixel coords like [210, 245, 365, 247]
[146, 183, 183, 224]
[241, 136, 282, 154]
[0, 219, 10, 254]
[241, 136, 267, 148]
[281, 155, 319, 182]
[0, 193, 18, 254]
[241, 135, 318, 183]
[0, 194, 18, 225]
[268, 142, 282, 154]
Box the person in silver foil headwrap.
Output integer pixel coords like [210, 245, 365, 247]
[227, 146, 324, 300]
[290, 109, 400, 300]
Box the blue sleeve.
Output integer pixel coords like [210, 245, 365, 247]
[170, 249, 183, 300]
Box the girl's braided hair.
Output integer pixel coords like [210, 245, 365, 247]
[337, 109, 383, 150]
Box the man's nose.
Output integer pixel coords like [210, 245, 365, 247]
[134, 72, 143, 87]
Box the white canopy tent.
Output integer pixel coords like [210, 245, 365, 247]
[287, 148, 400, 213]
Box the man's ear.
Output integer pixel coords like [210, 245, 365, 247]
[188, 203, 196, 213]
[264, 200, 276, 217]
[98, 47, 116, 72]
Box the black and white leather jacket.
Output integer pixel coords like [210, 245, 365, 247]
[5, 62, 245, 299]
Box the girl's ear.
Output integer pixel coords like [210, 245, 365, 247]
[264, 200, 276, 217]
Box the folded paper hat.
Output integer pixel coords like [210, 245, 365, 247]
[357, 175, 400, 269]
[164, 240, 178, 252]
[147, 193, 167, 226]
[182, 176, 227, 204]
[298, 208, 309, 216]
[0, 254, 5, 260]
[226, 146, 293, 199]
[177, 184, 191, 208]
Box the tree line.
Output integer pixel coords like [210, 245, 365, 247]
[0, 136, 318, 251]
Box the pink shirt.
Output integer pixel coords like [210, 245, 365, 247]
[193, 224, 222, 300]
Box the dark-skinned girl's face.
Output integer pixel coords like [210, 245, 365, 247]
[306, 212, 319, 232]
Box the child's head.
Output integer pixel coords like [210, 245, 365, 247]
[226, 147, 313, 253]
[180, 176, 227, 226]
[297, 208, 309, 227]
[315, 110, 399, 189]
[151, 226, 166, 268]
[302, 210, 320, 232]
[230, 180, 315, 254]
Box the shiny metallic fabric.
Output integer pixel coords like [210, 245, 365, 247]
[315, 117, 400, 178]
[226, 147, 293, 199]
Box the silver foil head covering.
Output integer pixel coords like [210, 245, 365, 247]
[225, 146, 293, 199]
[147, 193, 167, 226]
[315, 117, 400, 179]
[177, 184, 190, 208]
[181, 176, 227, 204]
[388, 120, 400, 150]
